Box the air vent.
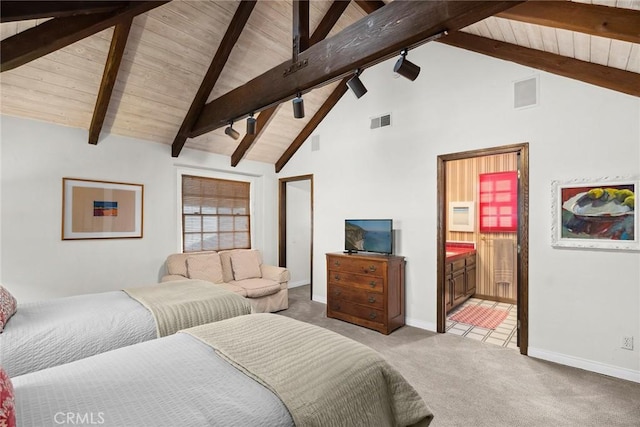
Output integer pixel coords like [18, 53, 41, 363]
[311, 134, 320, 151]
[514, 76, 538, 109]
[370, 113, 392, 129]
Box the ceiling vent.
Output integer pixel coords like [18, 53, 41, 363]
[370, 113, 391, 129]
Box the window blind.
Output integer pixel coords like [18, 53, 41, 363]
[181, 175, 250, 252]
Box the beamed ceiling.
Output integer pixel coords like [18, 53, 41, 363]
[1, 0, 639, 172]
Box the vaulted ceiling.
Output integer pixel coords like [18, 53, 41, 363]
[1, 1, 638, 172]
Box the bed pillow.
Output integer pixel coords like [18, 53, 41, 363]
[0, 286, 17, 333]
[230, 250, 262, 281]
[186, 253, 224, 284]
[0, 367, 15, 427]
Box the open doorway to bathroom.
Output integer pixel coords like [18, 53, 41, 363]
[278, 175, 314, 300]
[437, 143, 529, 355]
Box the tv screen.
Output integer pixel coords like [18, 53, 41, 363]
[345, 219, 393, 255]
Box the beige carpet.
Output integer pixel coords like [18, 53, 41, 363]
[279, 285, 640, 427]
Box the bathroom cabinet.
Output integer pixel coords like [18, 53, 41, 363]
[445, 252, 476, 313]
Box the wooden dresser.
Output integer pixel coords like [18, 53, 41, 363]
[326, 252, 405, 334]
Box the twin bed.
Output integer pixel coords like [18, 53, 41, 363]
[3, 282, 434, 426]
[0, 279, 252, 377]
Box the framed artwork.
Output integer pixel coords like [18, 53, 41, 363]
[448, 201, 475, 232]
[62, 178, 144, 240]
[551, 176, 637, 251]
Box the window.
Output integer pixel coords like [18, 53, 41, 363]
[479, 171, 518, 233]
[181, 175, 251, 252]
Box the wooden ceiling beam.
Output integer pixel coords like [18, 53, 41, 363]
[309, 0, 350, 46]
[293, 0, 310, 60]
[497, 1, 640, 44]
[171, 0, 256, 158]
[275, 77, 350, 173]
[0, 1, 169, 72]
[189, 0, 524, 137]
[440, 31, 640, 97]
[0, 1, 129, 23]
[272, 1, 384, 171]
[354, 1, 386, 15]
[231, 107, 280, 167]
[88, 19, 133, 145]
[230, 0, 351, 166]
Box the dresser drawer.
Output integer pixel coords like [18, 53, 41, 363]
[328, 298, 384, 325]
[327, 270, 384, 293]
[328, 284, 384, 310]
[326, 256, 385, 277]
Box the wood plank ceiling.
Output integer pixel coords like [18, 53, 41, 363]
[1, 1, 639, 172]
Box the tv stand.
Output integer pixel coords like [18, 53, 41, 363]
[343, 249, 358, 254]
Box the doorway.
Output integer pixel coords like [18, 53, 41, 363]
[437, 143, 529, 355]
[278, 175, 314, 299]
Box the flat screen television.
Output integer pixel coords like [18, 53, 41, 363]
[344, 219, 393, 255]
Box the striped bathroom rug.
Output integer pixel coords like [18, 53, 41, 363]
[450, 305, 508, 329]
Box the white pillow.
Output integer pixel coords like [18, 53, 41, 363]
[230, 250, 262, 281]
[186, 253, 224, 284]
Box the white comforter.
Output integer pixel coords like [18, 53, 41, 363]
[14, 333, 294, 427]
[0, 291, 156, 377]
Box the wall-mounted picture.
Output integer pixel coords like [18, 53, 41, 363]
[551, 176, 637, 251]
[62, 178, 144, 240]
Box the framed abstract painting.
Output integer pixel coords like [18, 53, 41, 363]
[551, 176, 638, 251]
[62, 178, 144, 240]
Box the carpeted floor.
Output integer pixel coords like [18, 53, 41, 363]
[279, 285, 640, 427]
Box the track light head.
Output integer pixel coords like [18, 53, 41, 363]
[346, 70, 367, 99]
[246, 113, 256, 135]
[224, 122, 240, 140]
[393, 49, 420, 81]
[292, 93, 305, 119]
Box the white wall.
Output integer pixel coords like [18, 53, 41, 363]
[0, 116, 279, 302]
[286, 180, 311, 288]
[279, 42, 640, 381]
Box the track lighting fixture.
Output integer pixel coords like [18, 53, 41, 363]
[346, 69, 367, 99]
[292, 92, 305, 119]
[393, 49, 420, 81]
[224, 121, 240, 140]
[246, 113, 256, 135]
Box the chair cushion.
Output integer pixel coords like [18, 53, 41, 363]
[0, 286, 17, 333]
[230, 250, 262, 281]
[229, 278, 281, 298]
[186, 253, 224, 284]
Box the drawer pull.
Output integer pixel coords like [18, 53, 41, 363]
[369, 281, 377, 288]
[368, 265, 377, 272]
[369, 312, 377, 320]
[334, 289, 342, 296]
[368, 296, 376, 303]
[334, 260, 341, 266]
[334, 274, 341, 281]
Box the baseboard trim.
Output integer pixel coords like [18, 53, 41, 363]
[288, 280, 309, 288]
[528, 347, 640, 383]
[312, 295, 327, 304]
[405, 317, 436, 332]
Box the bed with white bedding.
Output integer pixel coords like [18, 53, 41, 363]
[12, 314, 434, 427]
[0, 279, 252, 377]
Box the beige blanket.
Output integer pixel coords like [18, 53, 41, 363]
[124, 279, 252, 337]
[184, 313, 434, 427]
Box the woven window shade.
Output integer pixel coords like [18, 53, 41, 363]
[182, 175, 250, 252]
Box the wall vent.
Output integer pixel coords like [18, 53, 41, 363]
[370, 113, 392, 129]
[514, 76, 538, 109]
[311, 134, 320, 151]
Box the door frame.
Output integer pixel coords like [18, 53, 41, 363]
[436, 143, 529, 355]
[278, 174, 314, 299]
